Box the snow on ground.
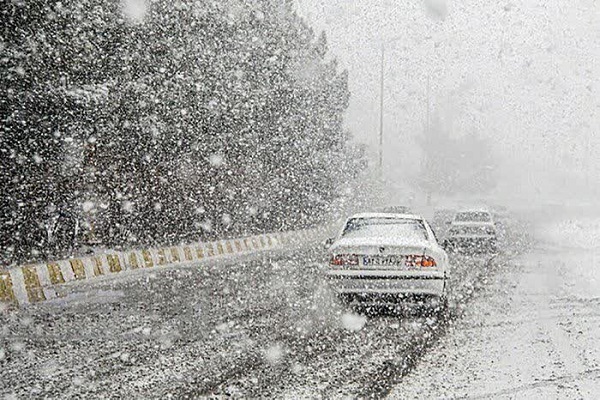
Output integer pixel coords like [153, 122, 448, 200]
[391, 216, 600, 399]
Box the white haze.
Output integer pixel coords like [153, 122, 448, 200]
[295, 0, 600, 206]
[121, 0, 149, 23]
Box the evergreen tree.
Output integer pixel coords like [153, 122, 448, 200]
[0, 0, 363, 264]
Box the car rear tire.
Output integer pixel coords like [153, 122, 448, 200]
[437, 295, 450, 318]
[421, 295, 448, 317]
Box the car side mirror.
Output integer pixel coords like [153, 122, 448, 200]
[323, 237, 335, 249]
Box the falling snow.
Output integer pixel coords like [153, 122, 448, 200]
[1, 0, 599, 398]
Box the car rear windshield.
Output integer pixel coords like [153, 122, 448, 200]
[454, 211, 491, 222]
[341, 218, 428, 241]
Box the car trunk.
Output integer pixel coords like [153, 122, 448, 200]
[329, 237, 432, 270]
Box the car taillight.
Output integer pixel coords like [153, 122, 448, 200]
[405, 255, 437, 267]
[330, 254, 359, 266]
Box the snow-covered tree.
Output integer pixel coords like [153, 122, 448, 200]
[0, 0, 363, 263]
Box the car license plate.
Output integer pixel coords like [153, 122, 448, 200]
[363, 255, 402, 266]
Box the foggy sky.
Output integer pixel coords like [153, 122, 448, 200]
[294, 0, 599, 202]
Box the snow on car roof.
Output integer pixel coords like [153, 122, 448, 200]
[347, 212, 424, 221]
[456, 207, 491, 213]
[451, 220, 495, 226]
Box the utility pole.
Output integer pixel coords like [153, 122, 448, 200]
[425, 73, 432, 206]
[426, 73, 431, 135]
[379, 45, 385, 178]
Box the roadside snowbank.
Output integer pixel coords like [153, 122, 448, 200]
[536, 218, 600, 250]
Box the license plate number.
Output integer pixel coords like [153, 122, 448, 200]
[363, 256, 402, 266]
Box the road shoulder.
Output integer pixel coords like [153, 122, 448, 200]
[390, 241, 600, 399]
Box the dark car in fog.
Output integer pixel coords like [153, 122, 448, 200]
[443, 224, 498, 253]
[443, 209, 498, 253]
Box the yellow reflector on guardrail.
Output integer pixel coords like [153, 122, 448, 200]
[22, 266, 46, 302]
[107, 255, 122, 273]
[170, 248, 180, 262]
[142, 250, 154, 268]
[157, 249, 167, 265]
[129, 253, 140, 269]
[184, 247, 193, 261]
[47, 262, 66, 284]
[206, 244, 215, 258]
[69, 259, 86, 280]
[0, 272, 16, 303]
[92, 257, 104, 276]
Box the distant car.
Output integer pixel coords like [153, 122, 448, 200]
[444, 209, 497, 253]
[323, 213, 449, 312]
[451, 209, 495, 225]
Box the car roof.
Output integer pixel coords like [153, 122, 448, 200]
[455, 207, 491, 213]
[451, 220, 495, 226]
[347, 212, 423, 221]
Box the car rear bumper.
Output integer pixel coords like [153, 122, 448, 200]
[324, 270, 446, 297]
[446, 236, 496, 249]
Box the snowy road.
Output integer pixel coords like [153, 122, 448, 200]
[391, 216, 600, 399]
[1, 217, 527, 398]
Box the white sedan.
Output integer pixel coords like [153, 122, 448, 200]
[323, 213, 450, 310]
